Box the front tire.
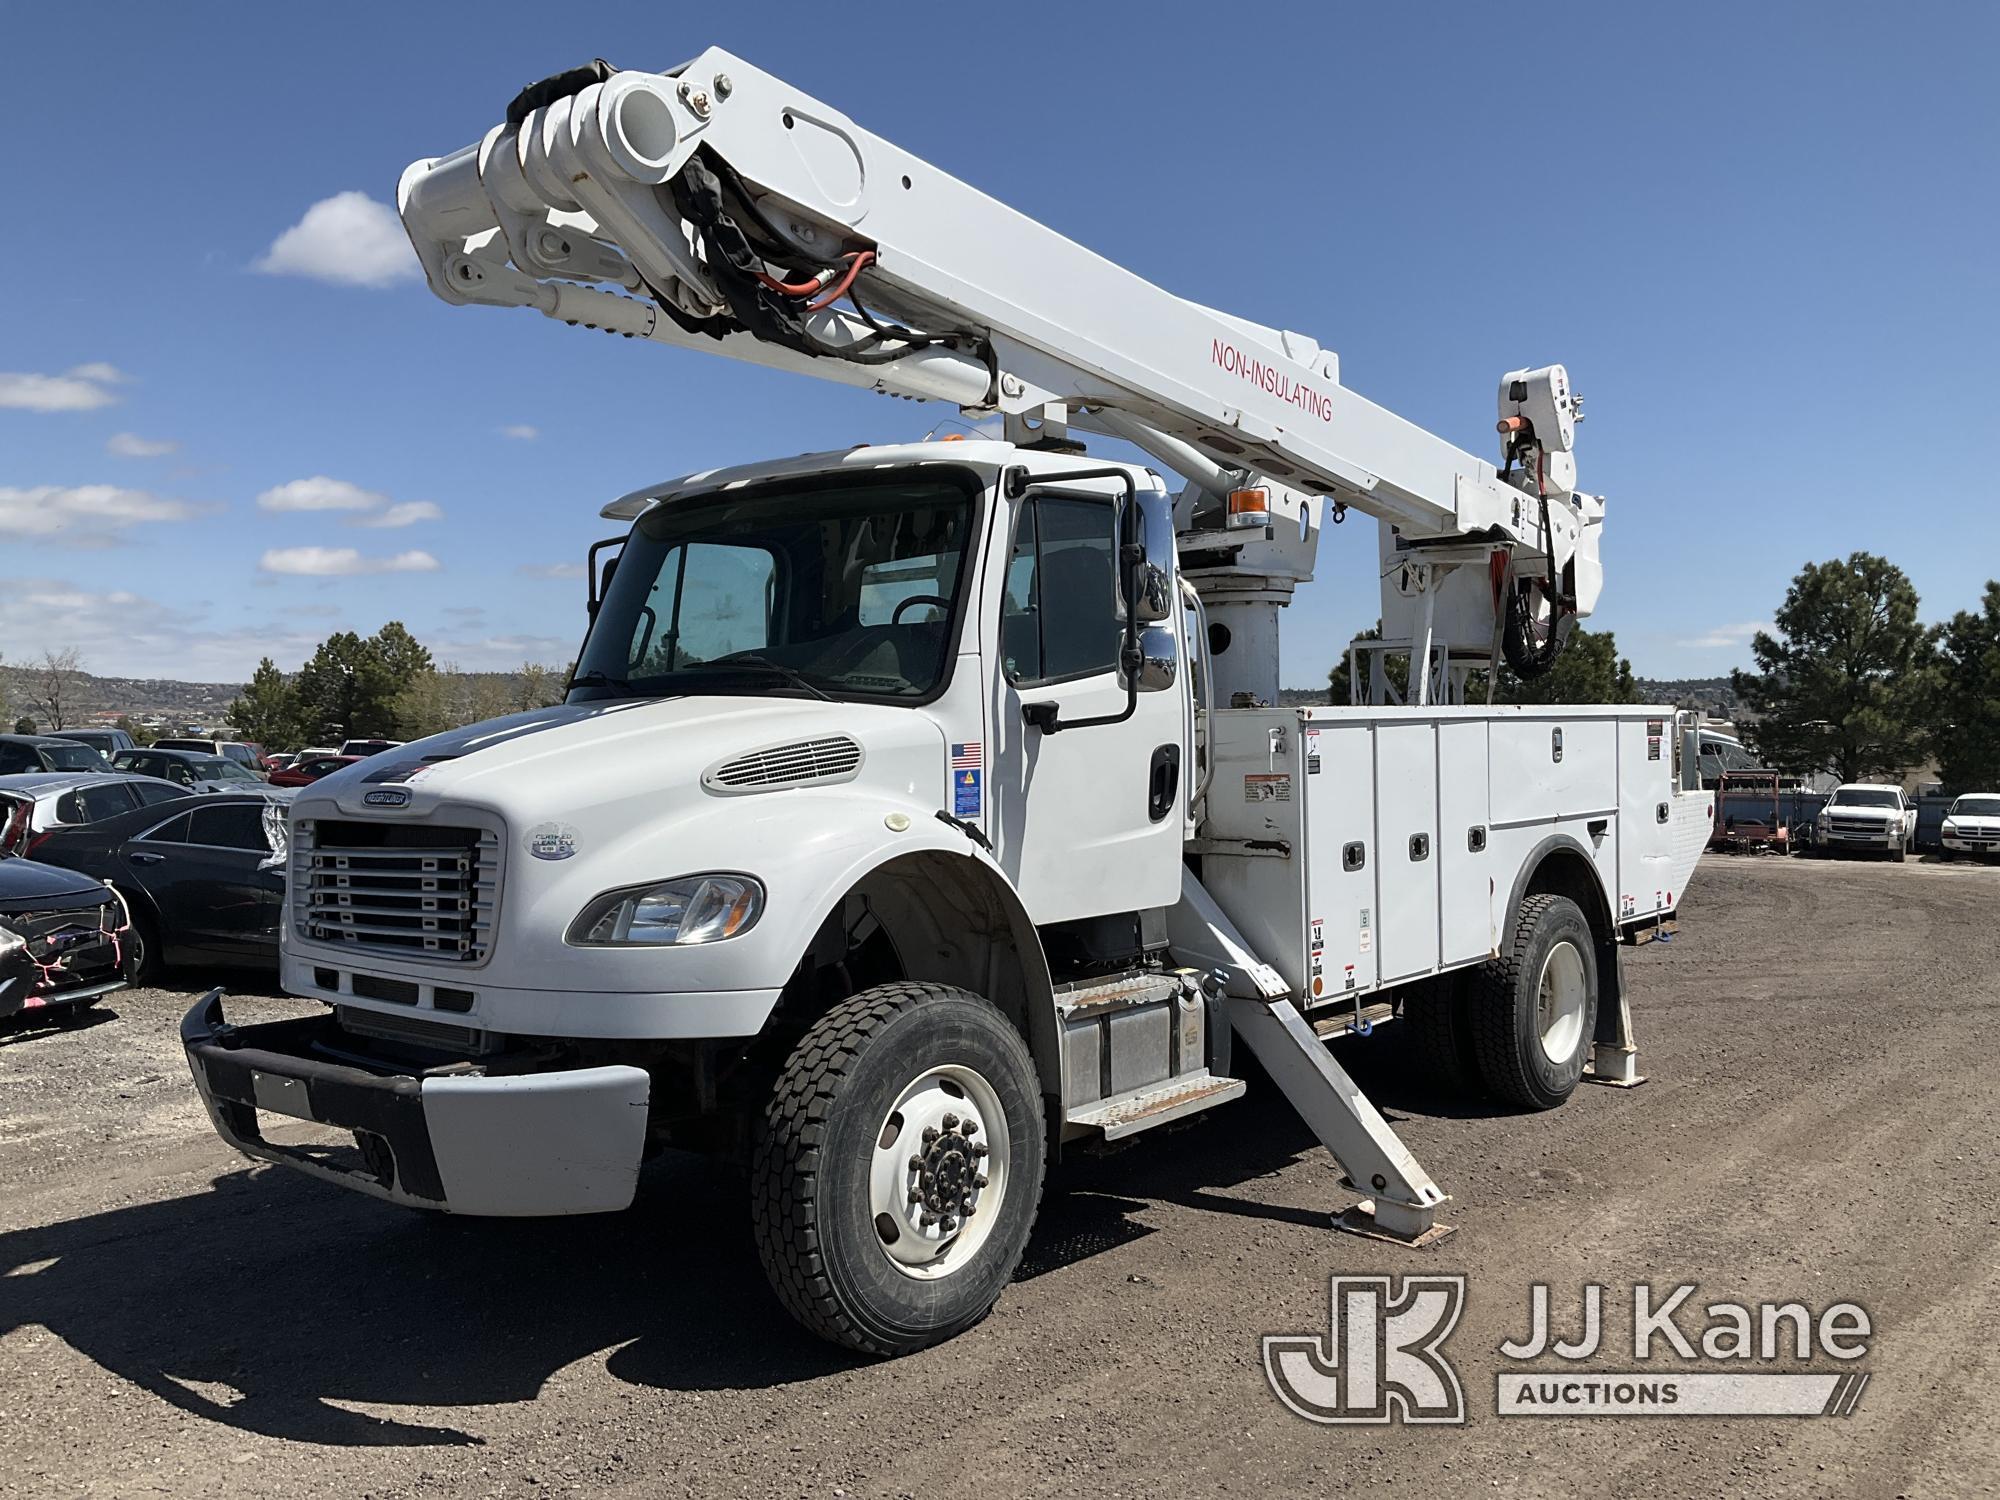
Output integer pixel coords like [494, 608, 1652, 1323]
[751, 982, 1046, 1357]
[1471, 894, 1599, 1111]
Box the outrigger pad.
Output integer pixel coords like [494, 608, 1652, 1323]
[1333, 1201, 1459, 1249]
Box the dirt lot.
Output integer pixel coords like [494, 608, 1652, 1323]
[3, 855, 1998, 1499]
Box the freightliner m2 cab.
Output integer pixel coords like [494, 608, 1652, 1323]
[182, 51, 1711, 1355]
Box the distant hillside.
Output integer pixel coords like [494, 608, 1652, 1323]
[0, 664, 243, 728]
[0, 663, 562, 734]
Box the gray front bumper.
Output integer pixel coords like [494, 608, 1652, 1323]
[181, 990, 650, 1216]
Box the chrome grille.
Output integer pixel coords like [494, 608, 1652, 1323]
[1829, 816, 1891, 837]
[704, 736, 863, 792]
[293, 818, 500, 964]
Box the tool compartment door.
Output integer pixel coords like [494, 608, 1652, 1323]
[1372, 720, 1440, 983]
[1300, 719, 1376, 1000]
[1438, 717, 1494, 964]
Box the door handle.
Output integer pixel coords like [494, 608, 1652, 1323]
[129, 851, 166, 864]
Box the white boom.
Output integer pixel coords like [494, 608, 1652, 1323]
[397, 50, 1604, 697]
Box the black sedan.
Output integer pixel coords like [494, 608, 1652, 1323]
[1, 857, 136, 1023]
[0, 734, 111, 775]
[29, 794, 289, 980]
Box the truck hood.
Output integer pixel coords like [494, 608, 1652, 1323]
[300, 694, 950, 828]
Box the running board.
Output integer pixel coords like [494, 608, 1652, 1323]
[1225, 995, 1452, 1245]
[1066, 1071, 1246, 1140]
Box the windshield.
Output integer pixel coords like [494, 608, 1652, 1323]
[44, 744, 107, 771]
[572, 472, 978, 705]
[195, 757, 259, 782]
[1830, 788, 1900, 809]
[1951, 796, 2000, 818]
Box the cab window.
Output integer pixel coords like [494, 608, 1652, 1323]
[1001, 496, 1119, 685]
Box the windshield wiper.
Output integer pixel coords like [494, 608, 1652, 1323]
[682, 655, 835, 702]
[568, 669, 643, 698]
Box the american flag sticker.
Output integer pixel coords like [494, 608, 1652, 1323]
[951, 742, 983, 818]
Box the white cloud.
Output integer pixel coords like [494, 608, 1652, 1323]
[66, 362, 132, 386]
[256, 475, 439, 528]
[0, 575, 329, 682]
[1677, 621, 1771, 649]
[0, 484, 211, 542]
[258, 546, 441, 577]
[349, 500, 444, 529]
[106, 432, 179, 458]
[256, 476, 386, 512]
[256, 191, 420, 289]
[518, 561, 586, 580]
[0, 364, 130, 412]
[500, 424, 540, 441]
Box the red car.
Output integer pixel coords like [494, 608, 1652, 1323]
[266, 753, 363, 788]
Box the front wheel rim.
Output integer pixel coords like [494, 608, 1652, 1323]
[1535, 940, 1588, 1064]
[867, 1063, 1010, 1281]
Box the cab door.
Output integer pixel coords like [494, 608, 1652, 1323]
[985, 478, 1184, 923]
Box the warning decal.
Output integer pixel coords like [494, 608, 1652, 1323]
[1244, 773, 1292, 803]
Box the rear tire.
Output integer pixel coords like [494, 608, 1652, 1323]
[751, 982, 1046, 1357]
[1471, 894, 1599, 1111]
[1402, 973, 1482, 1098]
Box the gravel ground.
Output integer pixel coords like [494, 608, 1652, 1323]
[3, 855, 1997, 1499]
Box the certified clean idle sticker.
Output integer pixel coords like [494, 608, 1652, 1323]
[525, 821, 580, 861]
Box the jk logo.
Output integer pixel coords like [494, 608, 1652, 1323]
[1264, 1275, 1467, 1425]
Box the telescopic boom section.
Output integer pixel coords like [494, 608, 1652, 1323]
[397, 49, 1601, 645]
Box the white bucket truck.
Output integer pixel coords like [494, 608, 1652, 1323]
[182, 51, 1711, 1355]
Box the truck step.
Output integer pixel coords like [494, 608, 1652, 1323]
[1065, 1071, 1246, 1141]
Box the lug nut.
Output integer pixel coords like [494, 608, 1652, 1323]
[907, 1155, 924, 1171]
[920, 1211, 937, 1228]
[941, 1112, 960, 1131]
[909, 1188, 923, 1203]
[975, 1174, 988, 1189]
[921, 1125, 940, 1144]
[973, 1142, 990, 1158]
[939, 1216, 957, 1232]
[961, 1119, 978, 1137]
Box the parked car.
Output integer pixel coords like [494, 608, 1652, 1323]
[0, 856, 136, 1023]
[0, 773, 196, 858]
[0, 735, 114, 775]
[150, 737, 266, 773]
[1814, 783, 1918, 861]
[53, 728, 138, 757]
[337, 738, 404, 759]
[267, 752, 363, 788]
[110, 748, 270, 794]
[1940, 793, 2000, 860]
[30, 794, 290, 979]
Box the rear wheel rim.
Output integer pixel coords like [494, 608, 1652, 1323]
[867, 1063, 1009, 1281]
[1535, 940, 1588, 1065]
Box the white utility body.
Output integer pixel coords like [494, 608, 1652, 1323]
[181, 48, 1710, 1356]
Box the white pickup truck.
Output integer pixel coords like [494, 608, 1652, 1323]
[1940, 793, 2000, 860]
[1815, 783, 1917, 861]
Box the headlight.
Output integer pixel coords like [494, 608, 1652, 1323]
[1942, 821, 1957, 836]
[568, 874, 764, 946]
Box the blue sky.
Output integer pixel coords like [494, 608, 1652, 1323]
[2, 2, 1994, 686]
